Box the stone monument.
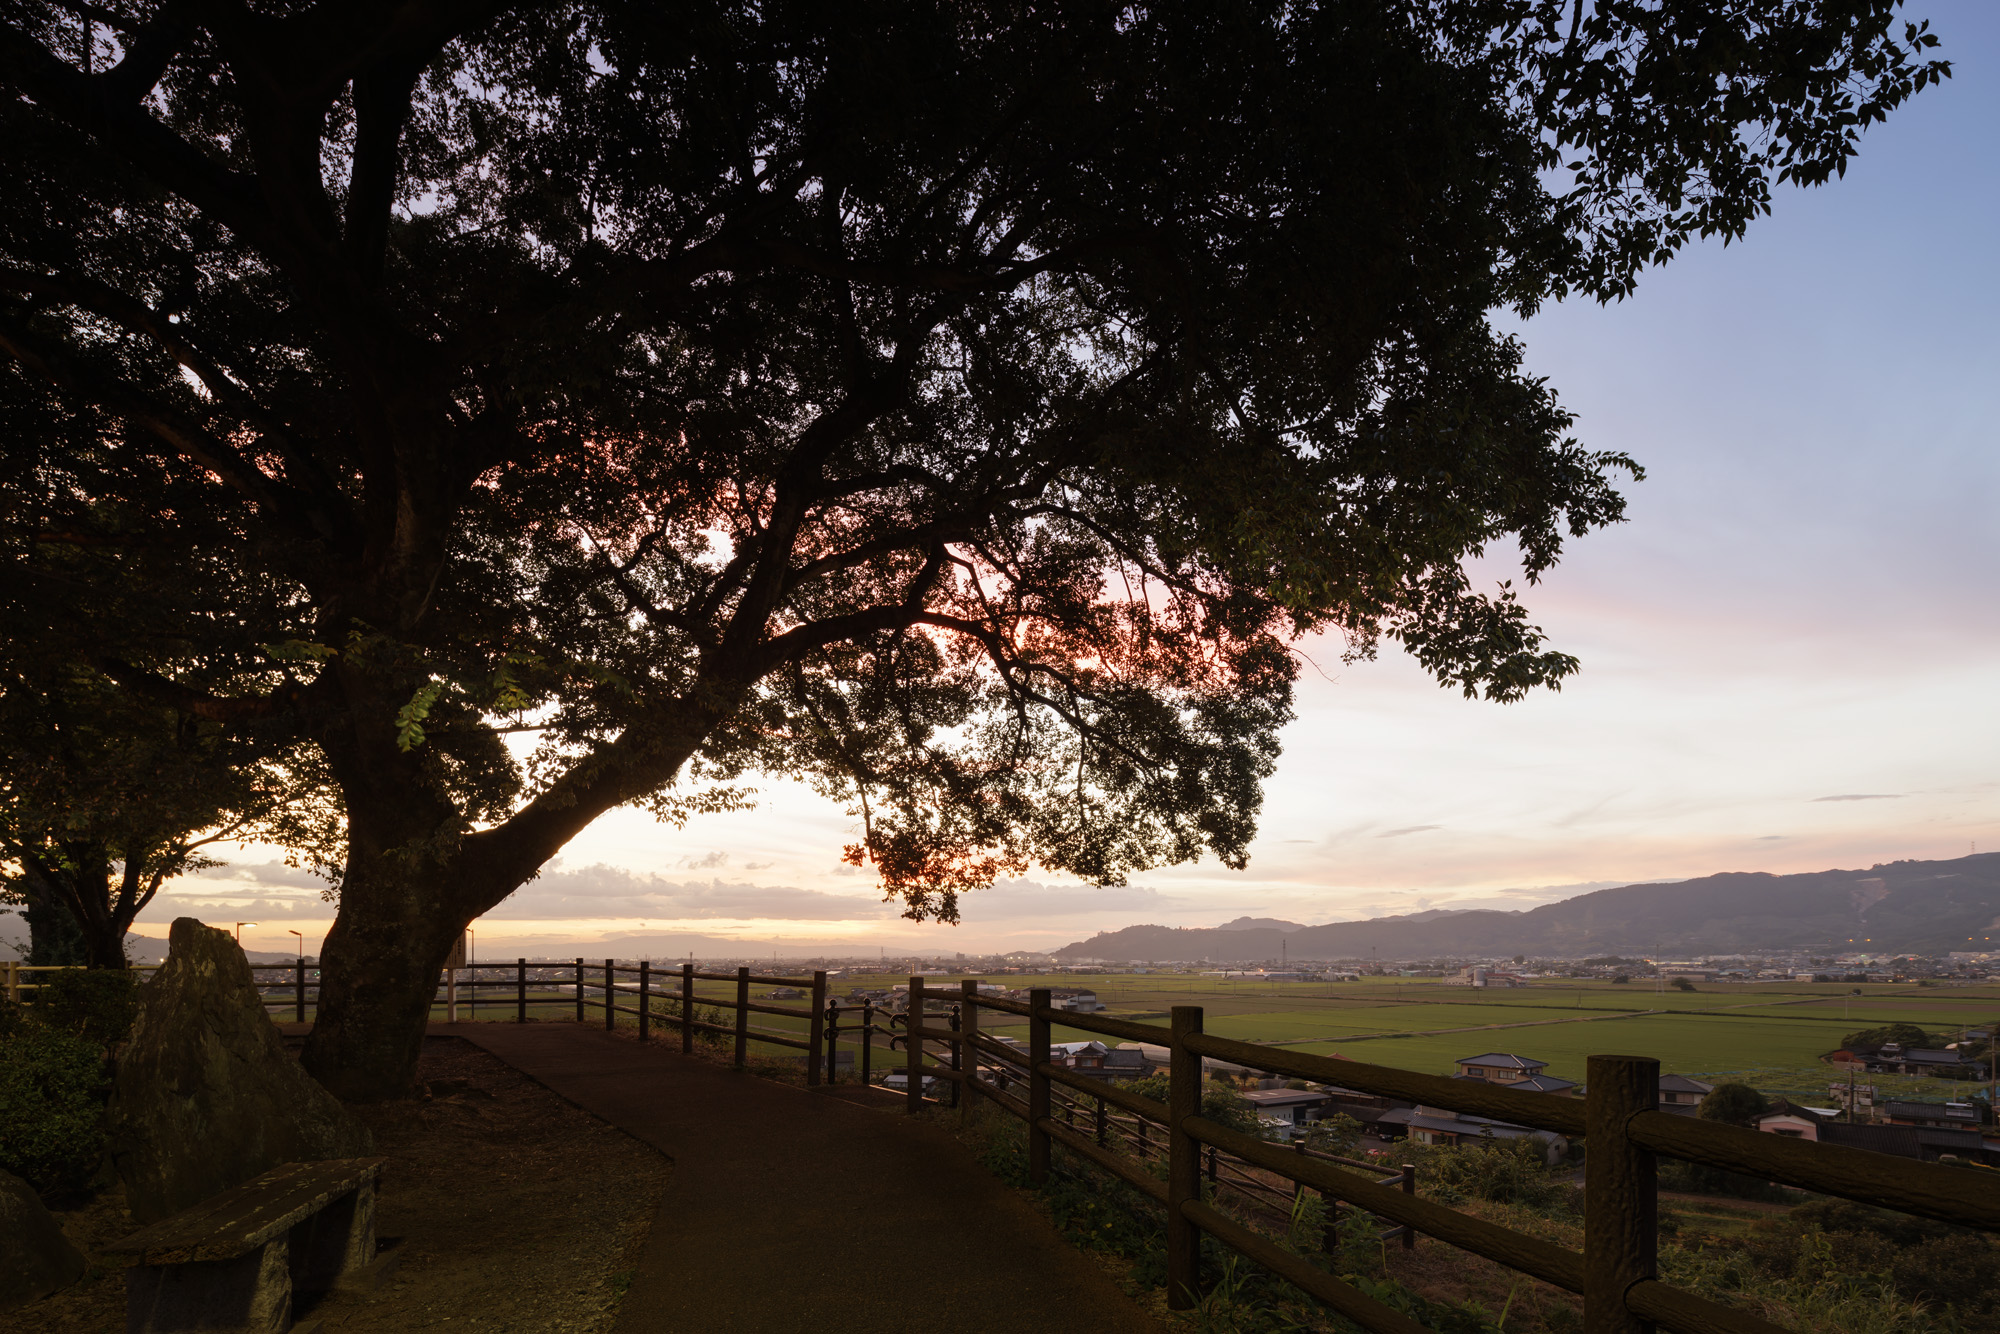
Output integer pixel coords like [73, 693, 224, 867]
[108, 918, 374, 1224]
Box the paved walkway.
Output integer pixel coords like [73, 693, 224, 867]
[436, 1023, 1162, 1334]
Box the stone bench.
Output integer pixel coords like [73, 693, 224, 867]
[105, 1157, 392, 1334]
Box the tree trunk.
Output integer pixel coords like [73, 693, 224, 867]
[298, 670, 721, 1099]
[17, 862, 87, 966]
[20, 851, 129, 968]
[74, 856, 142, 970]
[299, 807, 474, 1101]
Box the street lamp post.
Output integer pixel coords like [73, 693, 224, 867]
[235, 922, 257, 943]
[287, 930, 305, 1023]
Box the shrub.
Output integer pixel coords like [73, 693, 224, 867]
[1840, 1022, 1931, 1052]
[1302, 1112, 1364, 1157]
[0, 1020, 110, 1196]
[1420, 1135, 1575, 1213]
[1657, 1156, 1796, 1202]
[1124, 1074, 1263, 1136]
[32, 966, 141, 1045]
[1742, 1200, 2000, 1322]
[1696, 1082, 1769, 1126]
[646, 996, 734, 1050]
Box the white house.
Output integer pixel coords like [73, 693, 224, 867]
[1754, 1099, 1836, 1140]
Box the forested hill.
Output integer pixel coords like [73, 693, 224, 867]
[1053, 854, 2000, 960]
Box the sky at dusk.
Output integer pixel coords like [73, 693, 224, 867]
[127, 3, 2000, 960]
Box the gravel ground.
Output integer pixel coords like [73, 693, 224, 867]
[6, 1036, 671, 1334]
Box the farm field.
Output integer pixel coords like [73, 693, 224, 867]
[1723, 997, 2000, 1028]
[876, 972, 2000, 1086]
[1686, 1063, 1984, 1107]
[1286, 1013, 1848, 1082]
[248, 966, 1998, 1093]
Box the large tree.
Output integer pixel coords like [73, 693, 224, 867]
[0, 1, 1945, 1097]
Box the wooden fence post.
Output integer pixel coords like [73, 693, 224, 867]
[1316, 1139, 1341, 1254]
[1028, 988, 1051, 1184]
[3, 960, 14, 1004]
[447, 965, 457, 1023]
[1401, 1164, 1416, 1249]
[825, 999, 841, 1085]
[680, 963, 694, 1053]
[960, 979, 980, 1127]
[948, 1001, 963, 1111]
[638, 960, 651, 1041]
[734, 966, 750, 1067]
[575, 957, 585, 1023]
[1585, 1054, 1659, 1334]
[516, 958, 527, 1023]
[807, 970, 827, 1086]
[861, 1002, 874, 1085]
[905, 976, 925, 1113]
[1167, 1004, 1205, 1310]
[603, 959, 616, 1030]
[295, 959, 307, 1024]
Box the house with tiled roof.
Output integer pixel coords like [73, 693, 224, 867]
[1879, 1100, 1985, 1130]
[1817, 1121, 1991, 1164]
[1454, 1053, 1548, 1083]
[1503, 1073, 1579, 1096]
[1376, 1105, 1570, 1164]
[1656, 1074, 1713, 1114]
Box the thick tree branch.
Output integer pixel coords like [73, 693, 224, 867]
[748, 544, 950, 675]
[0, 311, 297, 514]
[345, 58, 424, 283]
[0, 25, 280, 251]
[781, 518, 978, 595]
[91, 657, 304, 725]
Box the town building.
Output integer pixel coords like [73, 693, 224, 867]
[1454, 1053, 1549, 1083]
[1656, 1074, 1714, 1114]
[1240, 1088, 1333, 1129]
[1879, 1100, 1985, 1130]
[1376, 1106, 1569, 1163]
[1754, 1099, 1836, 1139]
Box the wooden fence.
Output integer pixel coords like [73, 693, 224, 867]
[829, 979, 1997, 1334]
[15, 959, 1997, 1333]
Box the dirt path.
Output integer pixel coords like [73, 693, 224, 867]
[9, 1037, 669, 1334]
[448, 1022, 1162, 1334]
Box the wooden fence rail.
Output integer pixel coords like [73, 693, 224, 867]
[870, 982, 1996, 1334]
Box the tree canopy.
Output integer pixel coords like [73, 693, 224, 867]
[0, 657, 337, 968]
[1697, 1082, 1772, 1127]
[0, 0, 1947, 1095]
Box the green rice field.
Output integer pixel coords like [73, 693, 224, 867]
[344, 967, 2000, 1097]
[849, 971, 2000, 1089]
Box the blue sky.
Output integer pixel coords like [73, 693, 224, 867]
[145, 4, 2000, 958]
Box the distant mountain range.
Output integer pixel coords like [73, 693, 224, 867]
[1055, 853, 2000, 960]
[1214, 916, 1307, 932]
